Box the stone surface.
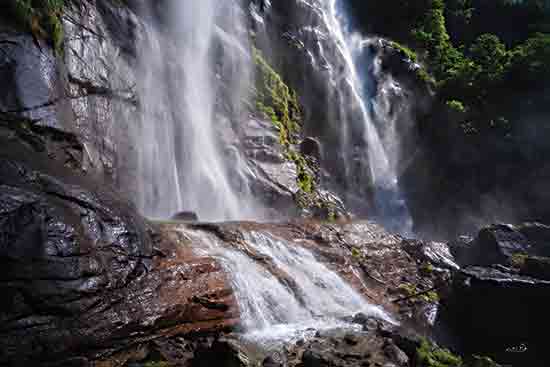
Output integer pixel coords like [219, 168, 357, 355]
[438, 265, 550, 366]
[0, 136, 238, 366]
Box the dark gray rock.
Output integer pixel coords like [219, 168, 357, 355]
[452, 224, 530, 267]
[172, 211, 199, 222]
[0, 137, 238, 366]
[521, 256, 550, 281]
[300, 137, 321, 161]
[438, 266, 550, 366]
[402, 239, 459, 271]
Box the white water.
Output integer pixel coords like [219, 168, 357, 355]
[324, 1, 413, 234]
[190, 229, 393, 343]
[131, 1, 262, 221]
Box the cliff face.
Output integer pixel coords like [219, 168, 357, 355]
[3, 1, 550, 367]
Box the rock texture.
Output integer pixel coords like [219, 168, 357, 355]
[438, 223, 550, 367]
[0, 134, 238, 366]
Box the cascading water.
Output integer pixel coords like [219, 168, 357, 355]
[188, 228, 393, 342]
[323, 0, 413, 234]
[130, 0, 262, 221]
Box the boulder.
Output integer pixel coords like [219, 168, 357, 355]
[172, 211, 199, 222]
[521, 256, 550, 280]
[438, 266, 550, 366]
[299, 137, 321, 162]
[0, 137, 238, 366]
[452, 224, 531, 267]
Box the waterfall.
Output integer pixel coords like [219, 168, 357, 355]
[188, 228, 393, 342]
[130, 0, 262, 221]
[324, 0, 413, 234]
[126, 0, 413, 232]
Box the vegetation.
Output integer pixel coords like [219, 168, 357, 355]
[417, 339, 463, 367]
[253, 47, 340, 217]
[253, 49, 311, 195]
[5, 0, 66, 54]
[352, 0, 550, 134]
[398, 283, 440, 303]
[350, 0, 550, 231]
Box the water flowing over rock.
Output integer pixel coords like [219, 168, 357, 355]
[251, 0, 414, 233]
[6, 1, 550, 366]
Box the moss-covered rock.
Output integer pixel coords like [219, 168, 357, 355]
[253, 47, 342, 218]
[5, 0, 66, 54]
[416, 339, 463, 367]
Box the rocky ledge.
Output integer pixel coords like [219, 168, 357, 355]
[1, 123, 549, 366]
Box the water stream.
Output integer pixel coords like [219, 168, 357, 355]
[188, 228, 393, 343]
[130, 0, 261, 221]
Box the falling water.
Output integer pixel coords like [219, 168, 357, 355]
[189, 228, 392, 342]
[130, 0, 261, 221]
[323, 0, 413, 234]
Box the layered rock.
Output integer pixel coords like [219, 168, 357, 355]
[0, 133, 238, 366]
[438, 223, 550, 366]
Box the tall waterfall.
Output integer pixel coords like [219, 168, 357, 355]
[126, 0, 413, 232]
[324, 0, 413, 234]
[130, 0, 261, 221]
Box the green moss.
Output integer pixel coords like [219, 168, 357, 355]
[6, 0, 66, 54]
[420, 262, 435, 274]
[399, 283, 417, 296]
[391, 40, 418, 62]
[398, 283, 439, 303]
[510, 252, 528, 268]
[253, 47, 301, 147]
[446, 99, 466, 113]
[253, 47, 320, 209]
[416, 67, 437, 87]
[417, 339, 463, 367]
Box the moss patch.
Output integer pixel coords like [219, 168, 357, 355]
[510, 252, 528, 268]
[253, 47, 323, 211]
[391, 40, 418, 62]
[398, 283, 439, 303]
[417, 339, 463, 367]
[6, 0, 66, 54]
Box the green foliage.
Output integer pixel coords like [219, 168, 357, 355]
[391, 41, 418, 62]
[509, 32, 550, 85]
[253, 47, 301, 148]
[510, 252, 528, 268]
[398, 283, 439, 303]
[417, 339, 463, 367]
[469, 34, 509, 83]
[446, 99, 466, 113]
[6, 0, 66, 54]
[253, 47, 319, 208]
[420, 262, 435, 274]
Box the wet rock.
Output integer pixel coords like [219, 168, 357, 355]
[516, 222, 550, 257]
[383, 341, 409, 367]
[452, 223, 550, 269]
[521, 256, 550, 280]
[439, 266, 550, 366]
[300, 137, 321, 161]
[452, 224, 530, 267]
[172, 211, 199, 221]
[402, 239, 459, 271]
[0, 138, 238, 366]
